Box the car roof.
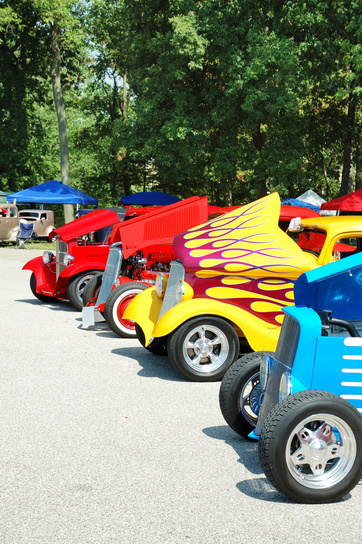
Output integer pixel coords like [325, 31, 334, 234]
[300, 215, 362, 230]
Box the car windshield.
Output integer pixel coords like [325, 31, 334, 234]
[20, 212, 40, 219]
[288, 228, 326, 256]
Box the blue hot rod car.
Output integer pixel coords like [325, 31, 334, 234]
[220, 250, 362, 503]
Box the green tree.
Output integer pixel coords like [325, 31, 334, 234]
[280, 0, 362, 197]
[0, 0, 89, 221]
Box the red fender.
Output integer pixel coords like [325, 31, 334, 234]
[59, 262, 105, 279]
[22, 255, 43, 274]
[22, 256, 59, 295]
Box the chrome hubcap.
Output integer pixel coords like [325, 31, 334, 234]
[183, 325, 229, 373]
[286, 414, 356, 489]
[239, 371, 262, 426]
[76, 275, 94, 303]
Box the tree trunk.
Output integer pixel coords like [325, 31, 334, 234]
[122, 70, 128, 123]
[339, 96, 356, 196]
[355, 133, 362, 190]
[322, 154, 331, 197]
[253, 124, 268, 197]
[223, 180, 233, 206]
[51, 22, 74, 224]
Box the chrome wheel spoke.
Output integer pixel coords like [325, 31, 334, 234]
[207, 352, 219, 364]
[190, 352, 202, 365]
[208, 335, 221, 347]
[182, 323, 229, 373]
[286, 413, 357, 489]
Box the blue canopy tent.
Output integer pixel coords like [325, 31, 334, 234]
[281, 197, 320, 213]
[119, 191, 181, 206]
[7, 180, 98, 206]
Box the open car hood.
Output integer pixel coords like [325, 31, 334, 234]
[51, 209, 122, 241]
[110, 196, 209, 258]
[294, 251, 362, 320]
[173, 193, 311, 279]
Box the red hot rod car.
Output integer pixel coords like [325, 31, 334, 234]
[23, 207, 148, 309]
[23, 199, 209, 310]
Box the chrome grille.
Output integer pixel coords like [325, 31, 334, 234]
[275, 313, 300, 367]
[158, 260, 185, 320]
[96, 245, 123, 305]
[56, 240, 68, 280]
[255, 313, 300, 436]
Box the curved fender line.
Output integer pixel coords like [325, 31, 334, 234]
[153, 298, 280, 352]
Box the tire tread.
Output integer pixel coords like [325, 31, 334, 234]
[258, 390, 362, 503]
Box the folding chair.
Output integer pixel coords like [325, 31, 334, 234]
[16, 221, 38, 248]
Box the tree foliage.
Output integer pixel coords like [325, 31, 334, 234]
[0, 0, 361, 207]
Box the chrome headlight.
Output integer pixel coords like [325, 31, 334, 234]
[63, 253, 75, 266]
[155, 273, 166, 298]
[175, 280, 185, 304]
[43, 251, 55, 264]
[260, 353, 273, 390]
[279, 372, 292, 402]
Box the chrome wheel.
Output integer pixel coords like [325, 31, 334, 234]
[286, 413, 357, 489]
[219, 352, 271, 438]
[239, 371, 262, 426]
[183, 324, 229, 373]
[75, 274, 95, 304]
[67, 270, 101, 310]
[168, 316, 239, 381]
[259, 391, 362, 503]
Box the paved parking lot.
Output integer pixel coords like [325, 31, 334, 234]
[1, 247, 362, 544]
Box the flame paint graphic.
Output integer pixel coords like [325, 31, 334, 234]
[174, 193, 311, 326]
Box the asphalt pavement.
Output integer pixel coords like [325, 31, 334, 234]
[1, 247, 362, 544]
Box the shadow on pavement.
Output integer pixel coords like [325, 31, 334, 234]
[15, 298, 75, 312]
[203, 424, 354, 503]
[202, 425, 284, 502]
[203, 424, 261, 475]
[112, 345, 184, 382]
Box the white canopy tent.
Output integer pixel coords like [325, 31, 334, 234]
[296, 189, 336, 215]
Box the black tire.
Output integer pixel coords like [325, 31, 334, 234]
[135, 323, 167, 356]
[258, 390, 362, 504]
[219, 351, 274, 439]
[167, 316, 240, 382]
[82, 273, 103, 306]
[30, 272, 55, 303]
[104, 282, 148, 338]
[67, 270, 102, 310]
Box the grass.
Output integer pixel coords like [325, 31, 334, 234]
[31, 240, 57, 250]
[3, 240, 56, 250]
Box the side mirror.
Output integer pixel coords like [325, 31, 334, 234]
[288, 217, 302, 232]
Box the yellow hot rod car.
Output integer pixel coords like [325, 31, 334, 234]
[124, 193, 362, 382]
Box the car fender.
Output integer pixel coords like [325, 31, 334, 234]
[124, 288, 280, 350]
[22, 256, 56, 293]
[117, 276, 133, 286]
[59, 262, 105, 279]
[152, 298, 280, 351]
[123, 286, 163, 346]
[22, 255, 43, 274]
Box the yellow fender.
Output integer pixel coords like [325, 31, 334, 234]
[125, 287, 281, 351]
[153, 298, 280, 351]
[123, 287, 162, 345]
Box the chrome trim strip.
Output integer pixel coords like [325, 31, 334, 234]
[157, 260, 185, 320]
[96, 244, 123, 306]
